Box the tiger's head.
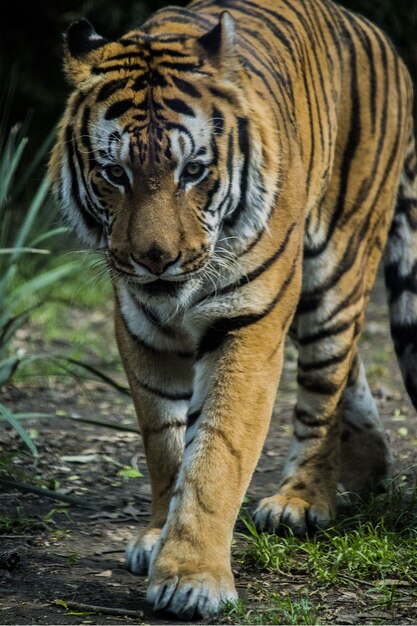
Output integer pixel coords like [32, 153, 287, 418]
[50, 11, 276, 302]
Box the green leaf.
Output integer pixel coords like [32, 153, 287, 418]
[65, 611, 95, 616]
[117, 466, 143, 480]
[54, 599, 68, 609]
[29, 227, 69, 247]
[12, 175, 50, 253]
[1, 262, 78, 323]
[0, 135, 28, 207]
[0, 247, 50, 255]
[0, 403, 37, 457]
[0, 356, 20, 387]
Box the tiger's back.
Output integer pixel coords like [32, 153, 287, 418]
[50, 0, 417, 618]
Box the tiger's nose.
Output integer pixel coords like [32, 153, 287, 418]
[131, 245, 181, 275]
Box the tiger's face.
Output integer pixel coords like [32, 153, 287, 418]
[50, 14, 254, 303]
[80, 96, 220, 298]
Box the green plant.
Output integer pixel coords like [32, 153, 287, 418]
[0, 120, 78, 388]
[117, 465, 143, 480]
[224, 595, 319, 625]
[0, 507, 41, 534]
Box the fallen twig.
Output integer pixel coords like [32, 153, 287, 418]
[0, 477, 100, 510]
[57, 600, 144, 618]
[338, 573, 375, 587]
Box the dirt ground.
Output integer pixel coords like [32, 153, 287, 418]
[1, 275, 417, 625]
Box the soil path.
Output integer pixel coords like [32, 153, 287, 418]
[1, 275, 416, 625]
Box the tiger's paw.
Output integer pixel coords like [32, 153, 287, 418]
[253, 494, 334, 537]
[125, 527, 161, 575]
[147, 561, 237, 618]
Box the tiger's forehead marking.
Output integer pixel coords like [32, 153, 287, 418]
[86, 33, 212, 170]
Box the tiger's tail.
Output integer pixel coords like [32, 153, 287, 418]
[384, 123, 417, 411]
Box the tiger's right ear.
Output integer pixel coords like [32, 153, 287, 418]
[64, 19, 109, 85]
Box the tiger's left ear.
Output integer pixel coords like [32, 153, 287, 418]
[64, 18, 109, 85]
[196, 11, 238, 80]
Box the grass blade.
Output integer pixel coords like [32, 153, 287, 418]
[2, 262, 79, 320]
[0, 135, 28, 207]
[63, 357, 131, 395]
[0, 403, 37, 457]
[0, 247, 50, 255]
[0, 412, 139, 433]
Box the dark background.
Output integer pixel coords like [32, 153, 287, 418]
[1, 0, 416, 154]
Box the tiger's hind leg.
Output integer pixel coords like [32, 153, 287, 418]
[254, 285, 363, 536]
[339, 351, 393, 498]
[254, 225, 392, 535]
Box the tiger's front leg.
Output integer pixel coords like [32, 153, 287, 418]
[115, 301, 194, 575]
[147, 289, 297, 619]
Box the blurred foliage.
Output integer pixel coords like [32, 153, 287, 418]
[0, 0, 415, 156]
[0, 110, 78, 388]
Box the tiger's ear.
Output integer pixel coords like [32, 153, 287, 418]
[196, 11, 238, 80]
[64, 18, 109, 85]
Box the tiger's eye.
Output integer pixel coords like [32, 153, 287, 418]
[108, 165, 124, 179]
[182, 162, 205, 179]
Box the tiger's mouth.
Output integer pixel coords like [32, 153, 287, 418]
[139, 279, 183, 296]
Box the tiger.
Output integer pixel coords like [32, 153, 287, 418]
[49, 0, 417, 618]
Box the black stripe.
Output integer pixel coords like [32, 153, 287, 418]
[390, 322, 417, 357]
[144, 420, 186, 437]
[96, 78, 129, 103]
[197, 254, 299, 356]
[404, 372, 417, 410]
[163, 97, 195, 117]
[384, 260, 417, 303]
[172, 75, 202, 98]
[304, 20, 361, 258]
[224, 117, 250, 227]
[298, 314, 360, 346]
[157, 61, 200, 72]
[115, 292, 193, 357]
[92, 63, 145, 75]
[212, 105, 224, 135]
[320, 281, 364, 326]
[136, 377, 192, 401]
[65, 125, 102, 232]
[202, 178, 220, 213]
[80, 105, 97, 171]
[205, 221, 297, 301]
[394, 196, 417, 231]
[297, 375, 339, 395]
[298, 347, 351, 372]
[164, 122, 196, 152]
[187, 410, 201, 427]
[105, 99, 135, 120]
[70, 91, 84, 116]
[295, 408, 327, 428]
[209, 86, 240, 105]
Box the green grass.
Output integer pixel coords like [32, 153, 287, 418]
[229, 481, 417, 624]
[225, 595, 319, 625]
[14, 260, 119, 379]
[240, 520, 417, 584]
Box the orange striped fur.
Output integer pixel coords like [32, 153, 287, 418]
[50, 0, 417, 617]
